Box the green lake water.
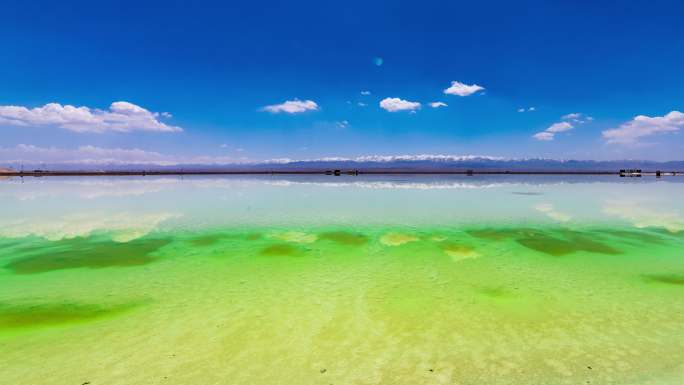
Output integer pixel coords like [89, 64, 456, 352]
[1, 175, 683, 384]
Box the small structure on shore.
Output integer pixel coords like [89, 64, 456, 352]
[619, 169, 642, 177]
[324, 169, 358, 176]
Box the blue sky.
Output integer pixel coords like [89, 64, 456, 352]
[1, 0, 683, 165]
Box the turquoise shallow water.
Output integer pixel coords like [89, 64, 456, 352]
[1, 175, 683, 384]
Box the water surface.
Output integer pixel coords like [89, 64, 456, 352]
[1, 175, 683, 384]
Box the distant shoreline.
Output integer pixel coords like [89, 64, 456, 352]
[1, 170, 682, 177]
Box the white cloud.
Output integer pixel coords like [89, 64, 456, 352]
[336, 120, 350, 128]
[429, 102, 448, 108]
[443, 80, 485, 96]
[518, 107, 536, 112]
[532, 132, 555, 141]
[357, 102, 367, 107]
[546, 121, 574, 133]
[533, 119, 575, 141]
[518, 108, 526, 112]
[360, 91, 371, 95]
[561, 112, 593, 124]
[260, 99, 319, 114]
[602, 111, 684, 145]
[528, 107, 536, 111]
[219, 144, 245, 152]
[0, 101, 182, 133]
[379, 97, 421, 112]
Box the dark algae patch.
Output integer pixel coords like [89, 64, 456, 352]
[644, 274, 684, 286]
[467, 228, 531, 241]
[467, 227, 620, 256]
[477, 286, 511, 298]
[259, 243, 302, 256]
[245, 233, 262, 241]
[517, 230, 620, 256]
[189, 233, 230, 247]
[0, 301, 141, 331]
[516, 235, 578, 256]
[5, 237, 171, 274]
[318, 231, 369, 246]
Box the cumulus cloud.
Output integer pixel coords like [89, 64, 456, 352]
[532, 112, 593, 141]
[0, 101, 182, 133]
[443, 80, 485, 96]
[336, 120, 350, 128]
[533, 121, 574, 141]
[602, 111, 684, 145]
[429, 102, 448, 108]
[357, 102, 367, 107]
[532, 132, 555, 141]
[562, 112, 593, 124]
[260, 99, 319, 114]
[518, 107, 536, 112]
[379, 97, 421, 112]
[546, 121, 573, 133]
[360, 90, 371, 95]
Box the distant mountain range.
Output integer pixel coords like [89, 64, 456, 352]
[3, 156, 684, 172]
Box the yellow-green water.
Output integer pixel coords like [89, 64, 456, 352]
[1, 176, 683, 384]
